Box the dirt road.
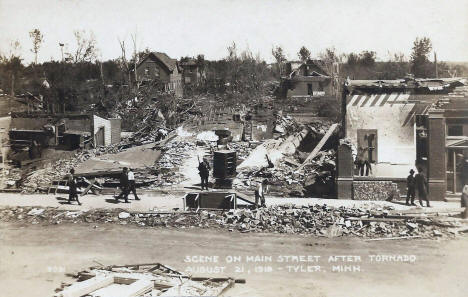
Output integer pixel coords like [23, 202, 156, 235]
[0, 222, 467, 297]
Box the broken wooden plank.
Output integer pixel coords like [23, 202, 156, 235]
[296, 123, 338, 171]
[115, 279, 153, 297]
[57, 275, 114, 297]
[364, 235, 422, 241]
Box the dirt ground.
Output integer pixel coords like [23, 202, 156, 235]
[0, 222, 467, 297]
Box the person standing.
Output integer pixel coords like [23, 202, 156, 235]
[255, 179, 268, 208]
[406, 169, 416, 206]
[116, 167, 129, 203]
[198, 158, 210, 191]
[415, 167, 430, 207]
[127, 168, 140, 200]
[67, 168, 81, 205]
[356, 146, 371, 176]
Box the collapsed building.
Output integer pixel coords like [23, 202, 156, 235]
[7, 112, 121, 161]
[337, 77, 468, 201]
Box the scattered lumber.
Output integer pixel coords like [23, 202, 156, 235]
[296, 123, 338, 171]
[57, 275, 114, 297]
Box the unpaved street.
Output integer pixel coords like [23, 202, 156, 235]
[0, 222, 467, 297]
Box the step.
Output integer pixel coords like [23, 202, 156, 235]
[444, 197, 461, 203]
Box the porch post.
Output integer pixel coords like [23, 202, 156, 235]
[427, 109, 446, 201]
[336, 143, 354, 199]
[453, 150, 456, 194]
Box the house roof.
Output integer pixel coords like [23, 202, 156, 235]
[345, 77, 467, 91]
[138, 52, 178, 73]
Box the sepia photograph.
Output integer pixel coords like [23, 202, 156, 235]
[0, 0, 467, 296]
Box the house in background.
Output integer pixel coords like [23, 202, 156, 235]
[134, 52, 183, 97]
[337, 77, 468, 201]
[179, 58, 205, 87]
[279, 60, 335, 99]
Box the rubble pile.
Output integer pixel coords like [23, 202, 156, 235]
[273, 114, 301, 135]
[150, 140, 196, 187]
[227, 142, 253, 162]
[19, 145, 128, 193]
[234, 148, 336, 197]
[354, 181, 400, 201]
[1, 205, 464, 239]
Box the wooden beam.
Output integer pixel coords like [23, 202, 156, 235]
[296, 123, 338, 171]
[115, 279, 153, 297]
[58, 275, 114, 297]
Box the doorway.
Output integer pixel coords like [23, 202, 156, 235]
[95, 127, 105, 147]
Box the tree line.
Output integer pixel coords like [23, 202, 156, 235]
[1, 30, 467, 118]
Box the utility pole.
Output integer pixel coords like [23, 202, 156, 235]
[434, 52, 438, 78]
[59, 43, 64, 62]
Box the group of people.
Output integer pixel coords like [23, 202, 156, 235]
[66, 167, 141, 205]
[406, 167, 430, 207]
[115, 167, 140, 203]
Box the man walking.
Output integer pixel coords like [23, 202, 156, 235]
[415, 166, 430, 207]
[198, 158, 210, 191]
[67, 168, 81, 205]
[406, 169, 416, 206]
[116, 167, 129, 203]
[127, 168, 140, 200]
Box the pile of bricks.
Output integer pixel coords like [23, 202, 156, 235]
[353, 181, 400, 201]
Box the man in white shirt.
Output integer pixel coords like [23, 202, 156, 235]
[127, 168, 140, 200]
[255, 179, 268, 208]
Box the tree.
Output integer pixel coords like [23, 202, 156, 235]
[65, 30, 98, 63]
[0, 40, 24, 96]
[196, 54, 205, 80]
[272, 45, 286, 76]
[29, 29, 44, 64]
[410, 37, 433, 78]
[359, 51, 376, 67]
[297, 46, 311, 62]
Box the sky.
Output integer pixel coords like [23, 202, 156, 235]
[0, 0, 467, 64]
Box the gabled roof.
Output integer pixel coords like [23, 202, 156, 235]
[138, 52, 178, 73]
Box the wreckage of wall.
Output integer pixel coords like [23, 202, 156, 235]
[93, 115, 112, 146]
[346, 96, 417, 178]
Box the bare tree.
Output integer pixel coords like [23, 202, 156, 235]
[29, 29, 44, 64]
[272, 45, 286, 76]
[66, 30, 98, 63]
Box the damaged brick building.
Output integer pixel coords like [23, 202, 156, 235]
[337, 77, 468, 201]
[7, 112, 121, 162]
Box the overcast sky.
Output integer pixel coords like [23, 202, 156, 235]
[0, 0, 467, 64]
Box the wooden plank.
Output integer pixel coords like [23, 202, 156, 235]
[296, 123, 338, 171]
[112, 279, 153, 297]
[58, 275, 114, 297]
[365, 236, 422, 241]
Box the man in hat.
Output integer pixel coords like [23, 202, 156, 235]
[116, 167, 129, 203]
[415, 166, 430, 207]
[198, 158, 210, 191]
[406, 169, 416, 206]
[67, 168, 81, 205]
